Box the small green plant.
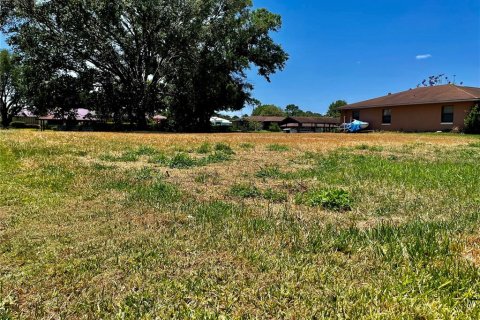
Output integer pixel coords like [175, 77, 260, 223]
[100, 149, 145, 162]
[297, 188, 352, 211]
[230, 183, 261, 198]
[135, 146, 159, 156]
[148, 153, 168, 165]
[196, 143, 211, 154]
[168, 153, 197, 169]
[266, 144, 290, 152]
[214, 143, 235, 155]
[129, 180, 180, 204]
[194, 171, 220, 184]
[262, 188, 287, 203]
[256, 165, 282, 179]
[204, 151, 232, 164]
[239, 143, 255, 150]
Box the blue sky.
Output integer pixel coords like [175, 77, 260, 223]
[245, 0, 480, 114]
[1, 0, 479, 114]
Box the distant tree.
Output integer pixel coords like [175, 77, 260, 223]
[3, 0, 288, 131]
[0, 50, 24, 128]
[285, 104, 302, 116]
[464, 104, 480, 134]
[252, 104, 285, 117]
[268, 123, 281, 132]
[326, 100, 347, 118]
[417, 74, 464, 87]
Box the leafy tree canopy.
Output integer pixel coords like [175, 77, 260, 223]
[465, 104, 480, 134]
[326, 100, 347, 118]
[0, 49, 24, 128]
[252, 104, 285, 117]
[1, 0, 288, 131]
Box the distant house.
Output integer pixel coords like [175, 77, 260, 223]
[234, 116, 286, 131]
[338, 85, 480, 132]
[13, 109, 39, 126]
[39, 108, 98, 130]
[280, 116, 340, 133]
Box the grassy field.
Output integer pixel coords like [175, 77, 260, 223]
[1, 130, 479, 319]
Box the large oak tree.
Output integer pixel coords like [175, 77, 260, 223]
[0, 49, 24, 128]
[1, 0, 288, 131]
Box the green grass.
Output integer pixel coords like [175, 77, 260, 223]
[0, 131, 479, 319]
[266, 143, 290, 152]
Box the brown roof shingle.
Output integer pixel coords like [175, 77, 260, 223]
[339, 84, 480, 110]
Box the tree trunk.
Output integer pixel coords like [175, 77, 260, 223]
[0, 109, 10, 129]
[136, 110, 148, 131]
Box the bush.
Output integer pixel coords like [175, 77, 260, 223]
[10, 121, 27, 129]
[464, 104, 480, 134]
[297, 188, 352, 211]
[268, 123, 282, 132]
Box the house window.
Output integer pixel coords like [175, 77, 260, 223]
[441, 106, 454, 123]
[382, 109, 392, 124]
[352, 111, 360, 120]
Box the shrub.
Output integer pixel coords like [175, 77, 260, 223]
[464, 104, 480, 134]
[268, 123, 282, 132]
[297, 188, 352, 211]
[230, 183, 261, 198]
[10, 121, 27, 129]
[266, 144, 290, 152]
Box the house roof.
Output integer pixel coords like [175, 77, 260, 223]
[246, 116, 286, 122]
[39, 108, 97, 121]
[339, 85, 480, 110]
[281, 116, 341, 125]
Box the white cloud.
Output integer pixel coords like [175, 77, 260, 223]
[416, 54, 432, 60]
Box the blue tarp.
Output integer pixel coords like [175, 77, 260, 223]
[345, 120, 369, 133]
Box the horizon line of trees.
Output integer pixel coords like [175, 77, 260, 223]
[0, 0, 289, 131]
[247, 101, 347, 118]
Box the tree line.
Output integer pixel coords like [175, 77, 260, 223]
[249, 101, 347, 118]
[0, 0, 288, 131]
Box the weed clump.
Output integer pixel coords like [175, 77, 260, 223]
[297, 188, 352, 211]
[239, 143, 255, 150]
[256, 165, 283, 179]
[230, 183, 261, 198]
[196, 143, 211, 154]
[262, 188, 288, 203]
[168, 153, 197, 169]
[214, 143, 235, 155]
[266, 144, 290, 152]
[129, 180, 180, 204]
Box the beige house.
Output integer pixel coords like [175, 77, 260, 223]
[339, 85, 480, 132]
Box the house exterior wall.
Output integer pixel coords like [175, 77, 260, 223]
[340, 101, 476, 132]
